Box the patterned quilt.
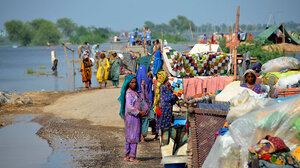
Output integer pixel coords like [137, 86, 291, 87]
[168, 77, 184, 100]
[163, 47, 231, 77]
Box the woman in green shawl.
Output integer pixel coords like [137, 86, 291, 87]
[110, 52, 122, 88]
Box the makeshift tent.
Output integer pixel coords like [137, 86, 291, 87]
[257, 24, 300, 45]
[189, 44, 222, 54]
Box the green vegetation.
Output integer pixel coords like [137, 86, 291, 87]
[219, 38, 285, 64]
[38, 66, 47, 69]
[26, 68, 35, 74]
[69, 26, 111, 44]
[152, 32, 188, 44]
[38, 71, 46, 75]
[5, 19, 61, 46]
[145, 16, 300, 35]
[4, 18, 112, 46]
[56, 18, 77, 37]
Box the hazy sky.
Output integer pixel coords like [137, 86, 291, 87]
[1, 0, 299, 31]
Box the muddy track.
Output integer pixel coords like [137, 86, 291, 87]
[0, 90, 162, 168]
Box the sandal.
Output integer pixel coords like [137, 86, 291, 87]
[124, 157, 130, 161]
[130, 158, 141, 162]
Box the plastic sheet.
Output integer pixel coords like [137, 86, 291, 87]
[275, 73, 300, 89]
[227, 90, 275, 123]
[202, 96, 300, 168]
[261, 57, 300, 74]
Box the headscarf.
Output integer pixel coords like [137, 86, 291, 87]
[241, 69, 257, 84]
[251, 62, 262, 71]
[118, 75, 136, 119]
[153, 71, 168, 112]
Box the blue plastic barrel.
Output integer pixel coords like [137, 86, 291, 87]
[164, 163, 186, 168]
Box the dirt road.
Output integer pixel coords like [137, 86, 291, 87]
[43, 87, 124, 128]
[0, 82, 162, 167]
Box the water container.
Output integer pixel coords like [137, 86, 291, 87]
[164, 163, 186, 168]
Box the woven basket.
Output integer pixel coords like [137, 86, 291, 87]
[189, 108, 228, 168]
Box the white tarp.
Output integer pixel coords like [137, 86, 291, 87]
[189, 44, 222, 54]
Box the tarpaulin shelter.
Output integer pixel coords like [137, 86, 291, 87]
[257, 24, 300, 45]
[189, 44, 222, 54]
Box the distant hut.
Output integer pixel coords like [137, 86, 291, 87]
[257, 23, 300, 45]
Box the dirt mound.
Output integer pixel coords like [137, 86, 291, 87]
[262, 43, 300, 53]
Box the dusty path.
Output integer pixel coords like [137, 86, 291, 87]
[43, 87, 124, 128]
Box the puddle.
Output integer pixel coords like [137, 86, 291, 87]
[0, 115, 72, 168]
[13, 114, 35, 122]
[0, 120, 51, 168]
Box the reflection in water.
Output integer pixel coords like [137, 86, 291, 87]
[0, 115, 73, 168]
[0, 116, 52, 168]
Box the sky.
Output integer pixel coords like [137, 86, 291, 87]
[0, 0, 299, 31]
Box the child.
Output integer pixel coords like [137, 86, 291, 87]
[80, 53, 92, 88]
[118, 75, 146, 162]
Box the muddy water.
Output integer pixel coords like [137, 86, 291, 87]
[0, 115, 71, 168]
[0, 43, 298, 93]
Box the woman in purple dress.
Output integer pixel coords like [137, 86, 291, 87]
[118, 75, 146, 162]
[240, 69, 263, 94]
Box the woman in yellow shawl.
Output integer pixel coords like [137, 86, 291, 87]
[97, 52, 110, 88]
[153, 71, 178, 140]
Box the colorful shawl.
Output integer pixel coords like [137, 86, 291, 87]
[118, 75, 136, 119]
[153, 71, 168, 112]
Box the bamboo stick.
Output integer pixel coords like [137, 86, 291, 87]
[143, 27, 147, 55]
[234, 6, 240, 80]
[63, 45, 73, 76]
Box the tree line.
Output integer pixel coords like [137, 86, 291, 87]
[144, 15, 300, 36]
[4, 18, 112, 46]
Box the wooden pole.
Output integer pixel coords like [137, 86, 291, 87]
[63, 45, 73, 76]
[282, 23, 285, 43]
[189, 22, 194, 41]
[143, 26, 147, 55]
[234, 6, 240, 80]
[72, 49, 75, 91]
[229, 28, 233, 73]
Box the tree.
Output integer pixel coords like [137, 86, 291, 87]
[31, 19, 61, 45]
[4, 20, 24, 42]
[56, 18, 77, 37]
[169, 15, 195, 34]
[144, 21, 155, 30]
[19, 23, 33, 46]
[4, 20, 33, 46]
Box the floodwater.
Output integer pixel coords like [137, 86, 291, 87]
[0, 115, 72, 168]
[0, 42, 298, 93]
[0, 42, 189, 93]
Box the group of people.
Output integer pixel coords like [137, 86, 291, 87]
[129, 27, 151, 46]
[117, 38, 176, 162]
[118, 70, 178, 162]
[80, 38, 167, 162]
[79, 43, 122, 89]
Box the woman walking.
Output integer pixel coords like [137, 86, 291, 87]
[118, 75, 146, 162]
[80, 52, 92, 88]
[110, 52, 122, 88]
[97, 52, 110, 88]
[153, 40, 163, 76]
